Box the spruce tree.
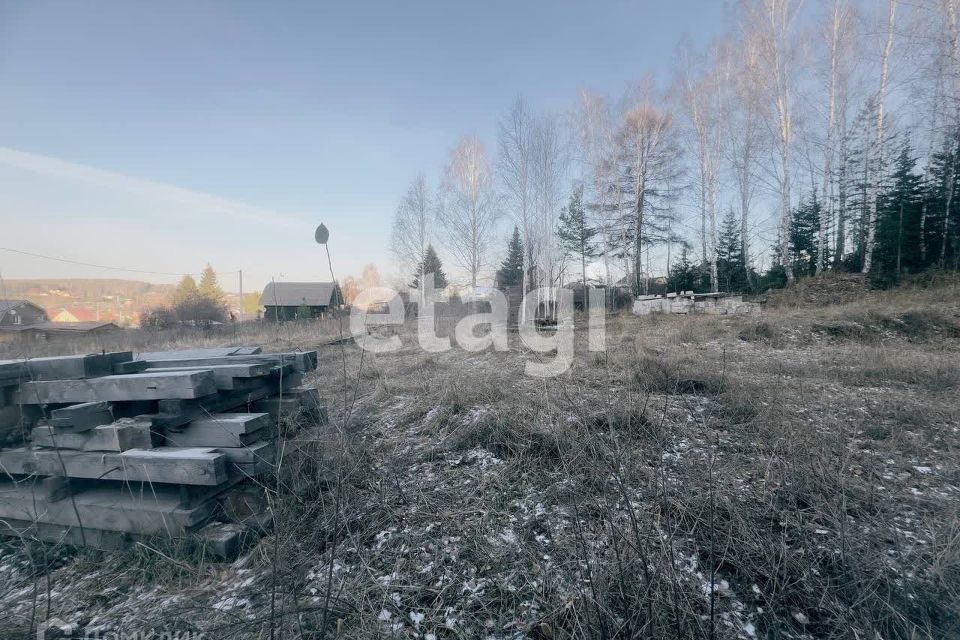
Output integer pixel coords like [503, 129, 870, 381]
[411, 244, 448, 290]
[666, 246, 697, 293]
[495, 226, 525, 288]
[716, 209, 749, 292]
[556, 186, 598, 284]
[874, 144, 923, 284]
[924, 130, 960, 269]
[789, 192, 823, 277]
[198, 264, 225, 305]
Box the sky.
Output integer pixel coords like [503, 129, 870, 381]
[0, 0, 725, 292]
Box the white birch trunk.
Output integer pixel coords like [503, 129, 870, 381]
[862, 0, 898, 274]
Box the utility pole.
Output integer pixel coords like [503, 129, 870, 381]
[238, 269, 243, 323]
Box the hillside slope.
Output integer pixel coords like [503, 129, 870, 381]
[1, 279, 958, 639]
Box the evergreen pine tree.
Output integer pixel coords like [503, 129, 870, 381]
[495, 227, 525, 288]
[666, 246, 697, 293]
[874, 144, 923, 284]
[924, 129, 960, 269]
[411, 244, 448, 290]
[789, 192, 823, 277]
[556, 186, 598, 284]
[716, 209, 750, 292]
[198, 264, 225, 305]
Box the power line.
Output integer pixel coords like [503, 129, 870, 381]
[0, 247, 240, 278]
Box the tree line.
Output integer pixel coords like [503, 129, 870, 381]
[392, 0, 960, 296]
[142, 264, 229, 328]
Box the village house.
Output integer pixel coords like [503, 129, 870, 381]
[0, 299, 120, 341]
[48, 307, 98, 323]
[259, 282, 342, 321]
[0, 300, 48, 327]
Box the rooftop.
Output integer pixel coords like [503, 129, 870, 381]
[260, 282, 340, 307]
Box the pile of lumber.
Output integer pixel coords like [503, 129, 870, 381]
[0, 345, 323, 556]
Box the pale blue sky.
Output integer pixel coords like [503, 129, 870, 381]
[0, 1, 724, 290]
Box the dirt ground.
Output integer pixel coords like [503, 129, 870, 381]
[1, 276, 958, 639]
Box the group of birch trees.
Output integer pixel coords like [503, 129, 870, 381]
[393, 0, 960, 295]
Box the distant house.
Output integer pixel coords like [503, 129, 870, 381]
[4, 321, 121, 341]
[1, 299, 121, 341]
[49, 307, 98, 323]
[260, 282, 343, 321]
[0, 300, 48, 327]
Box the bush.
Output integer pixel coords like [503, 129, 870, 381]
[141, 306, 178, 329]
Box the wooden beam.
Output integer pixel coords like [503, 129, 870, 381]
[253, 387, 326, 424]
[135, 346, 262, 360]
[164, 413, 269, 448]
[136, 351, 318, 373]
[49, 401, 114, 432]
[20, 354, 114, 380]
[215, 441, 274, 466]
[143, 363, 272, 390]
[0, 481, 214, 535]
[148, 384, 273, 430]
[31, 422, 155, 452]
[0, 518, 133, 550]
[113, 360, 149, 375]
[0, 447, 228, 485]
[18, 371, 218, 404]
[0, 360, 27, 379]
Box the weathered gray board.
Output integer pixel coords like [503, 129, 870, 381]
[0, 481, 213, 535]
[136, 346, 263, 360]
[216, 441, 274, 466]
[225, 371, 300, 397]
[31, 422, 154, 452]
[17, 354, 116, 380]
[222, 442, 275, 476]
[113, 360, 149, 374]
[18, 370, 218, 404]
[136, 351, 318, 373]
[0, 360, 27, 379]
[0, 447, 228, 485]
[164, 413, 269, 448]
[150, 384, 274, 429]
[253, 387, 325, 423]
[49, 401, 114, 432]
[0, 405, 23, 429]
[0, 405, 28, 442]
[157, 443, 274, 472]
[0, 518, 134, 550]
[143, 363, 272, 390]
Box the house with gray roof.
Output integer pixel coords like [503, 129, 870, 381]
[259, 282, 343, 321]
[0, 300, 48, 327]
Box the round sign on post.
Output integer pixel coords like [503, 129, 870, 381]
[315, 223, 329, 245]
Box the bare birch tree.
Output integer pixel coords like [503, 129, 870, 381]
[750, 0, 802, 284]
[680, 48, 724, 292]
[530, 112, 569, 312]
[437, 137, 501, 288]
[391, 174, 432, 298]
[498, 98, 537, 292]
[575, 90, 617, 289]
[862, 0, 898, 274]
[939, 0, 960, 266]
[616, 86, 681, 295]
[817, 0, 853, 273]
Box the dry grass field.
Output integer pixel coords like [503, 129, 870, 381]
[1, 274, 959, 639]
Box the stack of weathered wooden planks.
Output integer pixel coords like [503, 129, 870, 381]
[0, 345, 323, 556]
